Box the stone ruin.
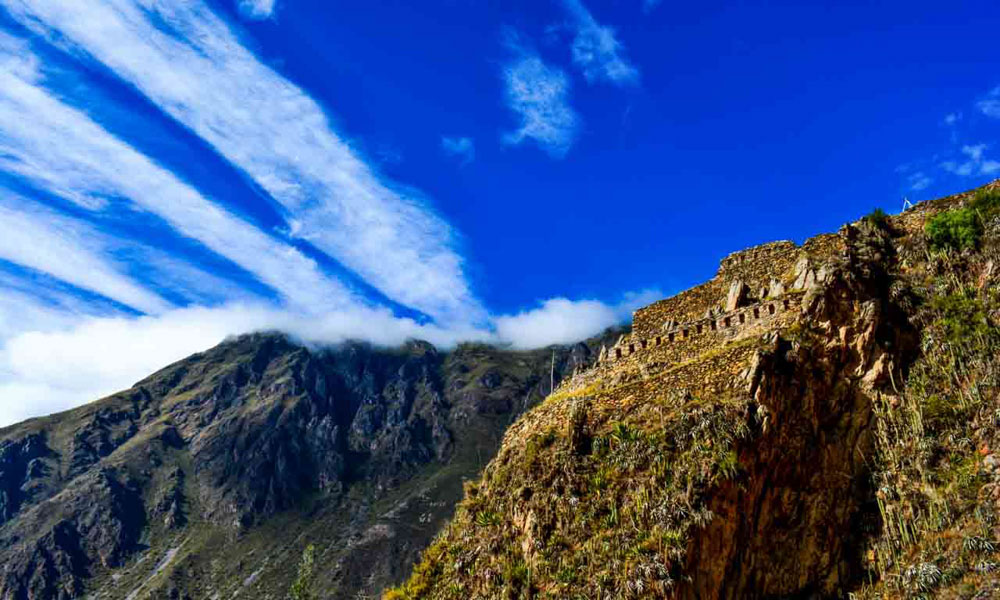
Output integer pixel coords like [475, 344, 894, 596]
[558, 234, 846, 394]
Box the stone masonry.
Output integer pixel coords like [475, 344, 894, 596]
[556, 233, 846, 397]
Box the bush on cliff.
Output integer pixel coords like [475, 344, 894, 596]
[925, 188, 1000, 252]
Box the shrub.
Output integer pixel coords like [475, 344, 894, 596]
[931, 289, 990, 346]
[925, 188, 1000, 252]
[289, 544, 316, 600]
[926, 207, 982, 251]
[864, 208, 890, 230]
[969, 187, 1000, 218]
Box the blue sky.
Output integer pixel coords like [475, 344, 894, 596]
[1, 0, 999, 425]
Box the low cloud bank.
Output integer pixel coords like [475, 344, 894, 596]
[493, 290, 659, 349]
[0, 291, 660, 427]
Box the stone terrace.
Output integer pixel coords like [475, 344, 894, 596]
[555, 232, 846, 397]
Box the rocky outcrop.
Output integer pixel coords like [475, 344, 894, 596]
[725, 280, 750, 311]
[0, 468, 146, 600]
[0, 432, 50, 525]
[683, 223, 919, 598]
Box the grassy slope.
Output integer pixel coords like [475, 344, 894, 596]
[854, 186, 1000, 598]
[387, 182, 1000, 599]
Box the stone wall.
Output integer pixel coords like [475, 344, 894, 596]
[717, 240, 800, 293]
[631, 280, 724, 340]
[560, 290, 807, 397]
[608, 291, 803, 369]
[633, 233, 845, 340]
[557, 336, 761, 405]
[561, 232, 848, 402]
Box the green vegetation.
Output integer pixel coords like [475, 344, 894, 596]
[384, 386, 753, 599]
[289, 544, 316, 600]
[864, 208, 891, 230]
[925, 188, 1000, 251]
[925, 207, 982, 251]
[854, 228, 1000, 597]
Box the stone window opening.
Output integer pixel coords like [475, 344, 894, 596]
[696, 324, 703, 334]
[641, 340, 648, 349]
[615, 348, 622, 359]
[724, 317, 731, 328]
[655, 336, 662, 346]
[710, 320, 717, 331]
[768, 304, 776, 315]
[683, 329, 690, 339]
[753, 307, 760, 319]
[783, 298, 790, 309]
[739, 313, 746, 324]
[668, 332, 675, 342]
[629, 343, 635, 353]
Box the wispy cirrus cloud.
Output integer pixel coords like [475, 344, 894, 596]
[441, 136, 475, 166]
[0, 4, 661, 429]
[941, 144, 1000, 178]
[906, 172, 932, 192]
[0, 194, 171, 314]
[2, 0, 483, 325]
[0, 38, 358, 314]
[502, 35, 580, 158]
[899, 85, 1000, 193]
[559, 0, 640, 87]
[237, 0, 276, 20]
[977, 86, 1000, 119]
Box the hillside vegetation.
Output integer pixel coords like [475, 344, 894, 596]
[388, 183, 1000, 599]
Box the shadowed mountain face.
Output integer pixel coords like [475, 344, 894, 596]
[0, 330, 622, 599]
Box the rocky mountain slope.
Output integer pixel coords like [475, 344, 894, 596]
[389, 182, 1000, 599]
[0, 328, 622, 599]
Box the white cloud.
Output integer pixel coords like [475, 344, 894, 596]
[0, 299, 494, 428]
[977, 86, 1000, 119]
[907, 172, 932, 192]
[2, 0, 484, 326]
[502, 38, 579, 158]
[0, 288, 662, 427]
[941, 144, 1000, 178]
[0, 279, 104, 341]
[493, 290, 660, 350]
[943, 112, 962, 126]
[441, 136, 475, 165]
[0, 40, 358, 314]
[237, 0, 275, 20]
[0, 195, 171, 314]
[560, 0, 640, 86]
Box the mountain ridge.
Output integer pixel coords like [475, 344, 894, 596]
[0, 329, 622, 599]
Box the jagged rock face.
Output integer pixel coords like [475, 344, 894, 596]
[683, 224, 920, 597]
[0, 330, 620, 599]
[0, 433, 49, 525]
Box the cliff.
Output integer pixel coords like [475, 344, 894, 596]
[388, 181, 1000, 598]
